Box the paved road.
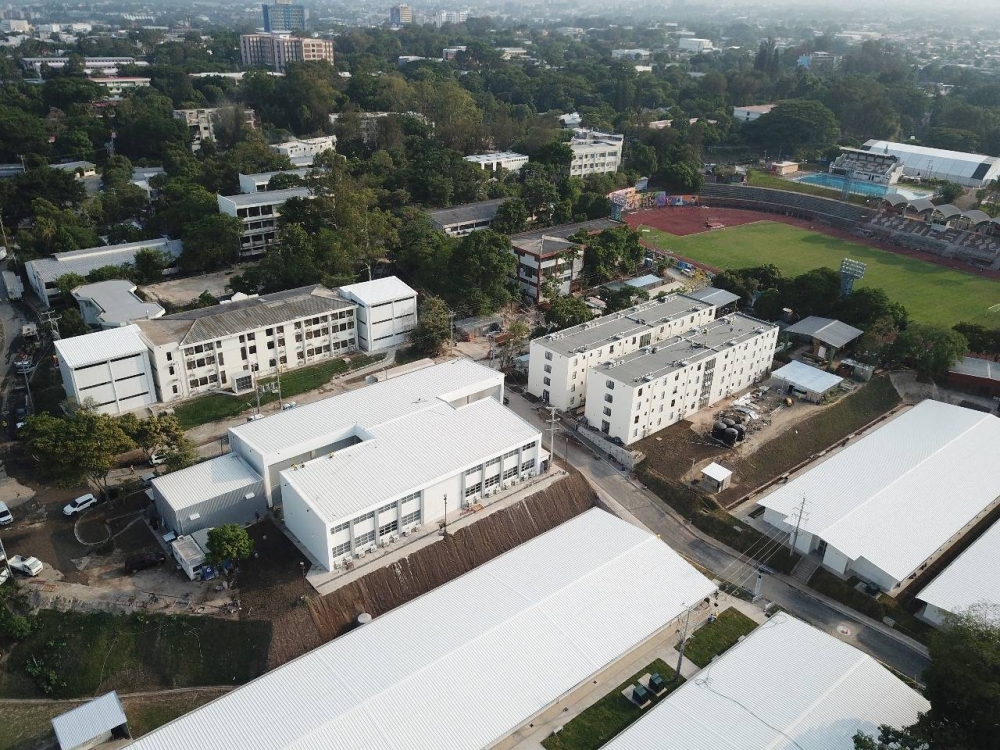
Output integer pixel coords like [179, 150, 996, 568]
[507, 390, 931, 681]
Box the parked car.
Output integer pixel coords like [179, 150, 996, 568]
[0, 501, 12, 526]
[62, 493, 97, 516]
[9, 555, 43, 576]
[149, 452, 166, 466]
[124, 551, 167, 575]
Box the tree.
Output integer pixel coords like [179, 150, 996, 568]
[855, 317, 900, 366]
[449, 230, 515, 316]
[205, 524, 254, 567]
[165, 435, 198, 472]
[409, 296, 452, 356]
[545, 295, 591, 329]
[753, 288, 783, 321]
[499, 317, 530, 372]
[490, 198, 528, 235]
[132, 248, 170, 284]
[953, 322, 1000, 356]
[890, 323, 967, 376]
[117, 413, 186, 462]
[936, 181, 964, 205]
[581, 227, 644, 285]
[745, 99, 840, 156]
[180, 214, 242, 272]
[20, 411, 135, 498]
[59, 309, 89, 338]
[784, 267, 841, 318]
[599, 286, 649, 314]
[838, 287, 908, 331]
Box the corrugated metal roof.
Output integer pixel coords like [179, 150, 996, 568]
[864, 139, 1000, 186]
[218, 186, 310, 207]
[339, 276, 416, 306]
[124, 509, 717, 750]
[771, 360, 844, 394]
[759, 400, 1000, 582]
[230, 358, 503, 457]
[52, 692, 127, 750]
[427, 198, 505, 228]
[950, 356, 1000, 382]
[785, 317, 863, 348]
[54, 324, 148, 369]
[603, 613, 929, 750]
[72, 279, 165, 327]
[27, 238, 181, 284]
[283, 397, 539, 524]
[152, 454, 262, 512]
[684, 286, 741, 307]
[918, 516, 1000, 618]
[136, 285, 354, 346]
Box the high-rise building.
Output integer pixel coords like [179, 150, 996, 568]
[390, 4, 413, 25]
[262, 1, 306, 32]
[241, 33, 334, 73]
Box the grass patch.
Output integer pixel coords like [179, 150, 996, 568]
[541, 659, 682, 750]
[173, 353, 384, 429]
[681, 608, 758, 668]
[810, 569, 933, 643]
[746, 169, 869, 204]
[638, 470, 799, 576]
[642, 220, 1000, 327]
[715, 375, 901, 507]
[0, 610, 270, 699]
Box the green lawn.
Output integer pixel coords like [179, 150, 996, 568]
[0, 610, 270, 699]
[641, 221, 1000, 327]
[541, 659, 683, 750]
[681, 608, 758, 668]
[810, 569, 933, 643]
[173, 352, 385, 429]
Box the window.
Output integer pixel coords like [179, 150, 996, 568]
[634, 415, 639, 424]
[465, 482, 482, 498]
[544, 364, 552, 373]
[172, 385, 178, 394]
[332, 541, 351, 557]
[355, 530, 375, 547]
[465, 465, 482, 477]
[603, 406, 611, 416]
[545, 351, 553, 361]
[601, 420, 610, 434]
[377, 502, 395, 515]
[543, 377, 551, 386]
[485, 456, 501, 468]
[521, 458, 535, 472]
[604, 393, 613, 403]
[606, 380, 615, 389]
[502, 465, 519, 480]
[401, 509, 421, 526]
[332, 522, 350, 534]
[379, 520, 398, 537]
[484, 474, 500, 490]
[503, 449, 518, 460]
[523, 441, 536, 451]
[166, 352, 173, 362]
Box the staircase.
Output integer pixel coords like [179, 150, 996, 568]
[791, 553, 822, 585]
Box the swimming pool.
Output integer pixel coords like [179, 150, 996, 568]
[793, 172, 933, 200]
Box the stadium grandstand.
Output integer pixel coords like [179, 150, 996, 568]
[699, 183, 874, 230]
[862, 140, 1000, 188]
[829, 147, 903, 189]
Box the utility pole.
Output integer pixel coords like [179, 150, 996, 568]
[41, 309, 61, 340]
[753, 570, 763, 602]
[546, 406, 558, 471]
[442, 494, 448, 537]
[675, 605, 692, 678]
[791, 494, 807, 556]
[448, 310, 456, 349]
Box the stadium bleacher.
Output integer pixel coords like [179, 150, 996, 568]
[700, 183, 874, 229]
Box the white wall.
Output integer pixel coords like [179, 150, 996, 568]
[60, 352, 157, 416]
[281, 481, 333, 571]
[921, 603, 948, 628]
[822, 544, 851, 575]
[349, 294, 417, 352]
[850, 555, 899, 592]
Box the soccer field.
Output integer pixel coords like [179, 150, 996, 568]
[642, 221, 1000, 328]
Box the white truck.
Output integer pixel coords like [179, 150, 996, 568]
[9, 555, 43, 576]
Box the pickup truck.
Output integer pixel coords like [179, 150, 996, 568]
[9, 555, 43, 576]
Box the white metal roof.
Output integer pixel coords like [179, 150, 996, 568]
[759, 400, 1000, 583]
[229, 358, 502, 458]
[54, 324, 148, 369]
[863, 139, 1000, 187]
[784, 317, 863, 348]
[72, 279, 165, 327]
[52, 691, 127, 750]
[602, 613, 929, 750]
[339, 276, 416, 306]
[702, 462, 732, 482]
[771, 360, 844, 394]
[282, 396, 539, 524]
[124, 509, 717, 750]
[27, 238, 181, 284]
[151, 454, 262, 513]
[918, 516, 1000, 619]
[217, 186, 310, 207]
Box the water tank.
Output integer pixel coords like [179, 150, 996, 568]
[356, 612, 372, 626]
[723, 428, 739, 446]
[721, 418, 736, 428]
[713, 420, 727, 435]
[733, 424, 746, 441]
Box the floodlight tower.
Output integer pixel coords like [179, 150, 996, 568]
[839, 258, 866, 299]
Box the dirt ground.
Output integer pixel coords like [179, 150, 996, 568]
[140, 270, 241, 307]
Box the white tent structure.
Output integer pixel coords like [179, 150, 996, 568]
[602, 613, 929, 750]
[124, 509, 716, 750]
[863, 140, 1000, 187]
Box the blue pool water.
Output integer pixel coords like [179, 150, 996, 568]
[794, 172, 932, 200]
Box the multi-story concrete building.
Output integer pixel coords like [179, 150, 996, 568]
[464, 151, 529, 174]
[390, 4, 413, 25]
[72, 279, 165, 329]
[569, 130, 623, 177]
[91, 77, 150, 95]
[26, 238, 182, 307]
[54, 325, 158, 416]
[527, 289, 741, 410]
[269, 136, 337, 165]
[173, 107, 258, 152]
[509, 220, 613, 303]
[262, 1, 306, 32]
[237, 168, 311, 193]
[678, 37, 713, 53]
[732, 104, 775, 123]
[216, 187, 311, 257]
[584, 313, 778, 445]
[20, 56, 139, 74]
[339, 277, 417, 352]
[428, 198, 506, 236]
[135, 285, 358, 403]
[240, 33, 334, 73]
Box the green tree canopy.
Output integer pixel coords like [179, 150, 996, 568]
[205, 524, 255, 567]
[745, 99, 840, 156]
[545, 294, 591, 330]
[490, 198, 529, 235]
[448, 230, 515, 316]
[410, 296, 452, 356]
[890, 323, 967, 376]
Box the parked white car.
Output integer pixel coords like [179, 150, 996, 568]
[149, 452, 167, 466]
[9, 555, 43, 576]
[0, 501, 12, 526]
[63, 493, 97, 516]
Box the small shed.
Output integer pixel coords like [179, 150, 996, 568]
[949, 356, 1000, 399]
[771, 360, 844, 403]
[52, 691, 129, 750]
[701, 462, 733, 492]
[770, 161, 799, 176]
[171, 534, 208, 581]
[784, 316, 862, 361]
[454, 314, 502, 341]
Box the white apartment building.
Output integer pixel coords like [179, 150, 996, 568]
[679, 37, 713, 53]
[339, 277, 417, 352]
[54, 325, 158, 416]
[135, 285, 357, 403]
[240, 33, 334, 73]
[26, 238, 182, 307]
[510, 219, 613, 303]
[569, 130, 624, 177]
[584, 314, 778, 445]
[269, 136, 336, 165]
[237, 168, 311, 193]
[611, 48, 651, 60]
[73, 279, 165, 329]
[91, 77, 150, 95]
[216, 187, 311, 257]
[20, 56, 138, 74]
[173, 107, 258, 152]
[528, 290, 741, 410]
[732, 104, 776, 123]
[464, 151, 529, 173]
